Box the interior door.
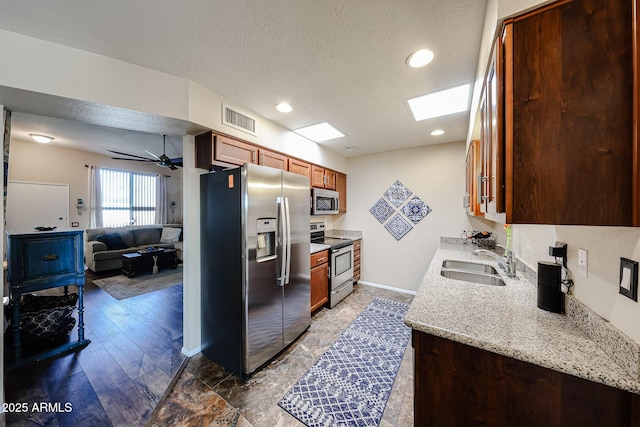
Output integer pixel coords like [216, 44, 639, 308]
[6, 181, 69, 231]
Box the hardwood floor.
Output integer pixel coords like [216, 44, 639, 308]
[2, 270, 185, 426]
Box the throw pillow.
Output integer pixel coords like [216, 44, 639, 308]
[96, 233, 127, 250]
[160, 227, 182, 243]
[133, 228, 162, 246]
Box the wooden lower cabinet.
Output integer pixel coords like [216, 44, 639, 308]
[413, 330, 640, 426]
[310, 250, 329, 313]
[353, 239, 361, 282]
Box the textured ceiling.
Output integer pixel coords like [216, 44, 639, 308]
[0, 0, 488, 158]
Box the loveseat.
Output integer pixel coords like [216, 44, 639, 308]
[84, 224, 183, 273]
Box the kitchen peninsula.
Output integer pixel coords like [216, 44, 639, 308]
[405, 240, 640, 426]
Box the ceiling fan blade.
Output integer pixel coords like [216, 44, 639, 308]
[146, 150, 162, 161]
[108, 150, 156, 161]
[170, 157, 183, 166]
[110, 157, 156, 162]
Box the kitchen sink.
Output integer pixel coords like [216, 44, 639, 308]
[441, 259, 498, 274]
[440, 269, 506, 286]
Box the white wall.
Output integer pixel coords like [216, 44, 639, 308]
[333, 141, 472, 292]
[7, 138, 182, 228]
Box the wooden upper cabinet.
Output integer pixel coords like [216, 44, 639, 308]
[465, 140, 483, 216]
[289, 158, 312, 178]
[196, 131, 257, 169]
[259, 149, 288, 171]
[336, 172, 347, 213]
[504, 0, 633, 225]
[311, 165, 337, 189]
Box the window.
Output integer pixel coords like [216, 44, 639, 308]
[99, 168, 157, 227]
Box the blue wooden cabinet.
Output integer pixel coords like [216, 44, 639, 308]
[6, 229, 90, 368]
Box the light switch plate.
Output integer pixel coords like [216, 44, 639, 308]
[619, 258, 638, 301]
[578, 248, 588, 277]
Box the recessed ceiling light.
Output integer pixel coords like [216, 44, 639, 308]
[293, 122, 345, 142]
[29, 134, 54, 143]
[276, 102, 293, 113]
[344, 146, 357, 152]
[407, 84, 470, 121]
[407, 49, 435, 68]
[431, 129, 445, 136]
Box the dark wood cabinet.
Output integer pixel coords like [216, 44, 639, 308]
[471, 0, 637, 225]
[310, 250, 329, 313]
[465, 139, 483, 216]
[413, 330, 640, 426]
[336, 172, 347, 213]
[196, 131, 258, 169]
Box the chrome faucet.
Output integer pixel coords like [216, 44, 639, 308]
[473, 244, 518, 279]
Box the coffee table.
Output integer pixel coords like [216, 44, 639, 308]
[121, 248, 178, 278]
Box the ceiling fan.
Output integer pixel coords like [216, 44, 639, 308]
[109, 135, 183, 170]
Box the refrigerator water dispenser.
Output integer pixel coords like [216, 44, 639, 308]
[256, 218, 277, 262]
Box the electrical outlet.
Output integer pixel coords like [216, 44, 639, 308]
[578, 248, 588, 277]
[71, 222, 79, 227]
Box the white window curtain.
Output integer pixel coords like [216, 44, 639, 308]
[88, 165, 103, 228]
[155, 174, 167, 225]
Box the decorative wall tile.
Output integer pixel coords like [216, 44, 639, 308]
[384, 213, 413, 240]
[384, 180, 412, 207]
[369, 197, 395, 223]
[402, 196, 432, 224]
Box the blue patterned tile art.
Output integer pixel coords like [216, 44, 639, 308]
[403, 196, 432, 224]
[384, 180, 412, 207]
[384, 213, 413, 240]
[369, 197, 395, 223]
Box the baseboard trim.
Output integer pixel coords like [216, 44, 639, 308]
[181, 345, 201, 357]
[358, 280, 417, 296]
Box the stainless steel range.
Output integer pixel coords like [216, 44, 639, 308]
[310, 223, 354, 308]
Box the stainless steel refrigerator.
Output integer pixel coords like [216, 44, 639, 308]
[200, 163, 311, 378]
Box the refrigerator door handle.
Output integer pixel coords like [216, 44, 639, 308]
[277, 196, 289, 286]
[284, 197, 291, 285]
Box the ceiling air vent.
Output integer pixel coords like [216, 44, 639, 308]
[222, 103, 257, 136]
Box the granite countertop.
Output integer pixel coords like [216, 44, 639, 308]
[404, 243, 640, 395]
[310, 243, 330, 254]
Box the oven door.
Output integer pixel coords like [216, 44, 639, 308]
[312, 188, 339, 215]
[331, 244, 354, 286]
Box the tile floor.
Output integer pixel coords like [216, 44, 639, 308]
[148, 284, 415, 426]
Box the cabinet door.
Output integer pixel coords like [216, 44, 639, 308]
[336, 172, 347, 213]
[466, 140, 483, 216]
[289, 158, 312, 178]
[216, 135, 257, 166]
[486, 38, 504, 215]
[324, 169, 336, 190]
[259, 149, 288, 170]
[507, 0, 632, 225]
[311, 165, 326, 188]
[310, 262, 328, 312]
[479, 88, 490, 213]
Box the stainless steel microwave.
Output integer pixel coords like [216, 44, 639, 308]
[311, 188, 340, 215]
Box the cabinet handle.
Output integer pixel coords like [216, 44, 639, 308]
[317, 257, 325, 262]
[252, 150, 257, 163]
[42, 254, 59, 261]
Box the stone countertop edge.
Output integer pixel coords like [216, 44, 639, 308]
[310, 243, 331, 254]
[404, 240, 640, 395]
[324, 229, 363, 239]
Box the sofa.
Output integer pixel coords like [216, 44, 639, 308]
[84, 224, 183, 273]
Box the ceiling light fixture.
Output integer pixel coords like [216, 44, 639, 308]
[407, 48, 435, 68]
[29, 134, 54, 143]
[430, 129, 445, 136]
[276, 102, 293, 113]
[293, 122, 345, 142]
[407, 83, 471, 121]
[344, 146, 357, 152]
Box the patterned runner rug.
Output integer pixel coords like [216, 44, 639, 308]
[278, 297, 411, 426]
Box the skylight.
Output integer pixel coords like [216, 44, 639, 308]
[293, 122, 345, 142]
[407, 84, 470, 121]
